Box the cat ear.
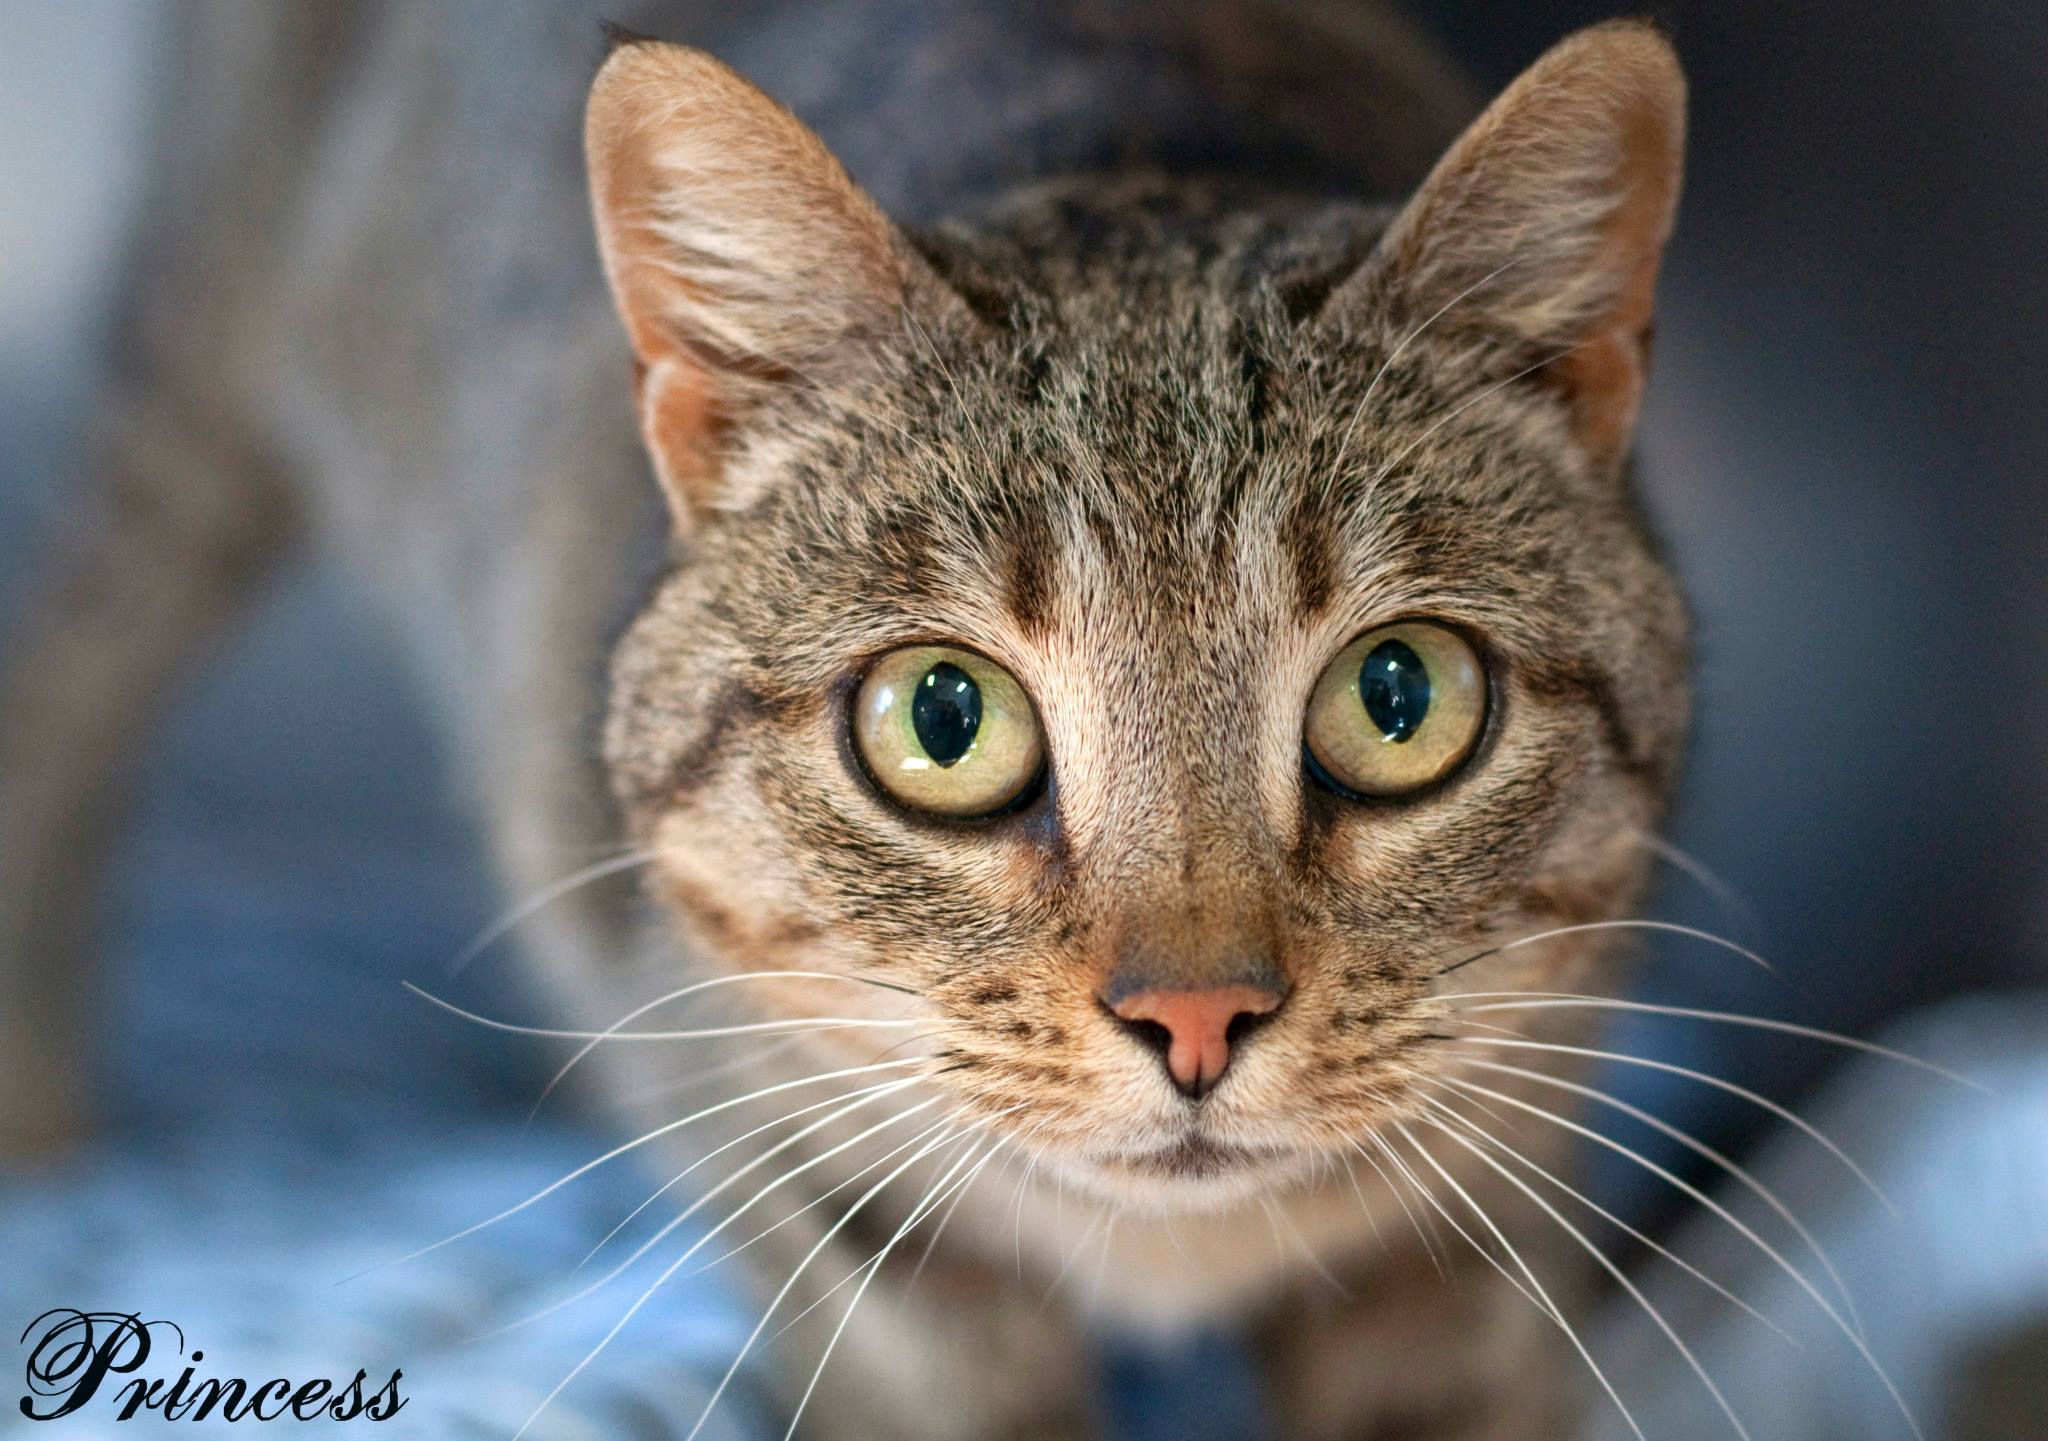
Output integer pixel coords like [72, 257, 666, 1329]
[586, 40, 972, 529]
[1328, 20, 1685, 469]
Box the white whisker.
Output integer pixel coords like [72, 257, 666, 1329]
[342, 1057, 927, 1281]
[771, 1135, 1009, 1342]
[1358, 1132, 1451, 1278]
[1266, 1194, 1350, 1298]
[483, 1086, 941, 1338]
[1367, 340, 1594, 488]
[1439, 919, 1778, 978]
[1414, 1089, 1793, 1342]
[1629, 829, 1758, 929]
[685, 1107, 1016, 1285]
[780, 1133, 1001, 1441]
[449, 850, 654, 974]
[1388, 1122, 1643, 1441]
[404, 981, 925, 1043]
[676, 1121, 980, 1441]
[1347, 1131, 1446, 1278]
[513, 1109, 961, 1441]
[1441, 1034, 1892, 1210]
[903, 1132, 1009, 1298]
[1441, 993, 1978, 1087]
[1415, 1115, 1756, 1441]
[602, 1033, 811, 1111]
[1326, 254, 1528, 489]
[1442, 1068, 1928, 1433]
[1376, 1128, 1555, 1320]
[1336, 1147, 1391, 1257]
[1447, 1060, 1871, 1344]
[1041, 1200, 1109, 1312]
[573, 1075, 923, 1274]
[532, 969, 925, 1110]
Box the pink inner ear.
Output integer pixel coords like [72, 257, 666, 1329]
[638, 357, 723, 532]
[1551, 328, 1646, 471]
[1332, 23, 1683, 470]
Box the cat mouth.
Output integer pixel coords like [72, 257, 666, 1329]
[1108, 1136, 1282, 1179]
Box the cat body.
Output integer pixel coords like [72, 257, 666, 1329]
[0, 4, 1689, 1437]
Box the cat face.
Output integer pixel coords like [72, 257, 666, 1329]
[592, 24, 1688, 1212]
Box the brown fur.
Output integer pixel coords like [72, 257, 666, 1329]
[588, 20, 1687, 1438]
[2, 8, 1688, 1437]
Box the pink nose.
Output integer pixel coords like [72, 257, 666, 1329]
[1106, 984, 1285, 1098]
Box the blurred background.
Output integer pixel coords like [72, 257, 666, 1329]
[1, 3, 2042, 1438]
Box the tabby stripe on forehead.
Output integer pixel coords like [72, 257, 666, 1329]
[1281, 492, 1338, 615]
[1001, 523, 1054, 635]
[873, 503, 939, 598]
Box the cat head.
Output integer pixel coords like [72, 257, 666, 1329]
[587, 21, 1689, 1211]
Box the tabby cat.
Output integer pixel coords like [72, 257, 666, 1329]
[0, 4, 1689, 1436]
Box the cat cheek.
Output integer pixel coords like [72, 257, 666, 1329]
[649, 814, 823, 962]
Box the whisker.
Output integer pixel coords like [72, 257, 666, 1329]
[780, 1133, 1002, 1441]
[1438, 919, 1778, 979]
[601, 1033, 812, 1111]
[1265, 1195, 1350, 1299]
[1325, 254, 1529, 489]
[1336, 1148, 1392, 1258]
[339, 1057, 928, 1282]
[674, 1120, 983, 1441]
[1440, 993, 1979, 1087]
[1413, 1089, 1793, 1343]
[1011, 1146, 1042, 1281]
[1447, 1060, 1870, 1343]
[533, 969, 926, 1113]
[1087, 1203, 1126, 1313]
[1460, 1062, 1933, 1406]
[1347, 1131, 1447, 1279]
[1414, 1115, 1756, 1441]
[404, 981, 925, 1044]
[1387, 1122, 1643, 1441]
[572, 1075, 924, 1275]
[1040, 1204, 1108, 1313]
[771, 1136, 1008, 1343]
[903, 1132, 1008, 1298]
[1382, 1125, 1552, 1318]
[511, 1109, 963, 1441]
[1629, 829, 1759, 929]
[902, 309, 1005, 476]
[449, 850, 654, 975]
[684, 1107, 1016, 1285]
[1256, 1193, 1288, 1268]
[509, 1094, 954, 1337]
[1356, 1132, 1451, 1278]
[1439, 1034, 1892, 1211]
[1373, 1128, 1557, 1320]
[1367, 340, 1595, 488]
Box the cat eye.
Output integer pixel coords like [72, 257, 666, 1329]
[854, 645, 1045, 817]
[1304, 622, 1487, 798]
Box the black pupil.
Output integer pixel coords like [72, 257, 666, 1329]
[1359, 639, 1430, 743]
[912, 662, 982, 767]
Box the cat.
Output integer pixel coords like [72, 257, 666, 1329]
[0, 3, 1690, 1437]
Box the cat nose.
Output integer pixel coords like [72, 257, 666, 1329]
[1102, 980, 1288, 1099]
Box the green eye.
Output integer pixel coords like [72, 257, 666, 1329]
[854, 645, 1045, 817]
[1304, 622, 1486, 797]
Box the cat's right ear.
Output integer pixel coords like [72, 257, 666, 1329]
[585, 40, 972, 531]
[1324, 21, 1685, 472]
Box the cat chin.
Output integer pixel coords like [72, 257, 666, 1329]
[1058, 1137, 1320, 1216]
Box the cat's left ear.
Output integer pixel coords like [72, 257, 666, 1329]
[1328, 20, 1685, 470]
[586, 39, 978, 531]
